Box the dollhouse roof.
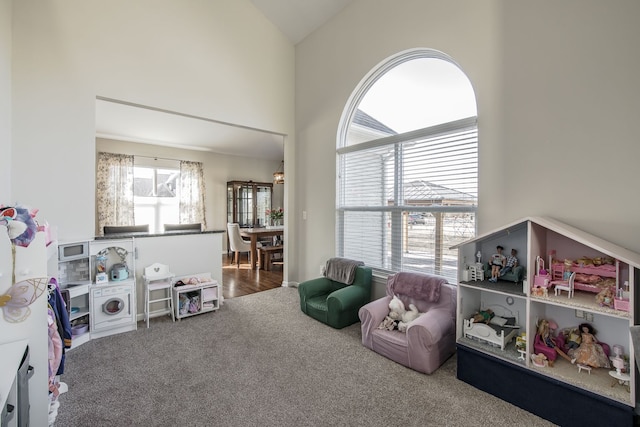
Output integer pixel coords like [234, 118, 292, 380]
[451, 216, 640, 270]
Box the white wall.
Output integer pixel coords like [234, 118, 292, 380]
[96, 138, 284, 243]
[294, 0, 640, 281]
[11, 0, 295, 244]
[295, 0, 501, 280]
[0, 0, 11, 201]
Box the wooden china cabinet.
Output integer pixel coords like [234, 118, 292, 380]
[226, 181, 273, 228]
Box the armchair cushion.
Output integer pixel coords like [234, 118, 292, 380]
[298, 266, 372, 329]
[359, 272, 456, 374]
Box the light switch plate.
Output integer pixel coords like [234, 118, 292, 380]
[575, 309, 584, 318]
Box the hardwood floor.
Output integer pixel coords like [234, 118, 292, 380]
[221, 253, 283, 299]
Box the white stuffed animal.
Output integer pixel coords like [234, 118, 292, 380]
[398, 303, 421, 332]
[388, 295, 406, 321]
[378, 295, 406, 331]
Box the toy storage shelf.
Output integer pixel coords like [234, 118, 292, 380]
[57, 241, 92, 350]
[453, 216, 640, 426]
[66, 283, 91, 349]
[172, 273, 220, 320]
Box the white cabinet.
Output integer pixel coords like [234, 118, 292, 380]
[172, 273, 220, 320]
[453, 216, 640, 425]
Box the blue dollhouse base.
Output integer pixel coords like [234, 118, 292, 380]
[457, 345, 634, 426]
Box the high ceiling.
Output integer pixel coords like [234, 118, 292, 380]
[96, 1, 353, 160]
[250, 0, 353, 44]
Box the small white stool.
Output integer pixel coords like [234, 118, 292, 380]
[577, 364, 591, 375]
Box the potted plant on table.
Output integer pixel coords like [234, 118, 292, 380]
[266, 207, 284, 227]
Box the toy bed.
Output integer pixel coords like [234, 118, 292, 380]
[463, 304, 520, 350]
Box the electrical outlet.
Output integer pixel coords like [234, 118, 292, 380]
[575, 309, 584, 318]
[585, 312, 594, 322]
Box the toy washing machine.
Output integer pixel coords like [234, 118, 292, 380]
[90, 282, 137, 338]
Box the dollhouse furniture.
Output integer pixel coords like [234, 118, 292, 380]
[462, 304, 519, 350]
[483, 261, 525, 283]
[577, 364, 592, 374]
[358, 272, 456, 374]
[298, 264, 372, 329]
[551, 260, 618, 294]
[551, 272, 576, 298]
[463, 263, 481, 281]
[143, 263, 175, 328]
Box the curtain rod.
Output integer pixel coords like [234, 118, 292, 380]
[135, 155, 187, 163]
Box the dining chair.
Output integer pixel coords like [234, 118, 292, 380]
[227, 223, 261, 268]
[552, 272, 576, 298]
[164, 223, 202, 232]
[103, 224, 149, 235]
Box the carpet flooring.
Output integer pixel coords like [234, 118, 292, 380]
[54, 287, 555, 426]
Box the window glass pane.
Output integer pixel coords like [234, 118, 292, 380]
[134, 204, 156, 233]
[340, 211, 389, 269]
[134, 167, 154, 197]
[156, 168, 179, 197]
[346, 58, 477, 146]
[256, 185, 272, 226]
[339, 147, 394, 208]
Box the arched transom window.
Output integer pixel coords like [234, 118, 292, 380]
[336, 48, 478, 283]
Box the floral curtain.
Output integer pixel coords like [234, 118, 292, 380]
[179, 160, 207, 228]
[96, 152, 134, 235]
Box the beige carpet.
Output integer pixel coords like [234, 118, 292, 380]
[54, 287, 555, 426]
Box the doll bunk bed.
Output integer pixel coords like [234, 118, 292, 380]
[463, 304, 520, 351]
[551, 260, 618, 293]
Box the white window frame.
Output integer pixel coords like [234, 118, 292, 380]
[336, 49, 478, 283]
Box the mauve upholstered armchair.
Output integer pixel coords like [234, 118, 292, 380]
[298, 265, 372, 329]
[358, 272, 457, 374]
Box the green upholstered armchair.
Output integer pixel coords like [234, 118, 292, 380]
[298, 266, 373, 329]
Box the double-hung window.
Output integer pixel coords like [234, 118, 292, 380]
[336, 50, 478, 284]
[133, 158, 180, 234]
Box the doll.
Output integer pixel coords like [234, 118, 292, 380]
[488, 246, 506, 283]
[571, 323, 610, 369]
[536, 319, 573, 366]
[565, 328, 582, 350]
[500, 249, 519, 277]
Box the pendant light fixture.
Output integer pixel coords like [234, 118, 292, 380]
[273, 160, 284, 184]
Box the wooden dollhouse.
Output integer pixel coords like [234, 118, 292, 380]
[452, 216, 640, 426]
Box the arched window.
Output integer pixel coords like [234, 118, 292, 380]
[336, 49, 478, 283]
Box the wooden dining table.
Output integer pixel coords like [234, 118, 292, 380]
[240, 226, 284, 269]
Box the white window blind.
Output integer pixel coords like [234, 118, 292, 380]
[337, 117, 478, 284]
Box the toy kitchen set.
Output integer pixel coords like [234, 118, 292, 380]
[57, 239, 137, 348]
